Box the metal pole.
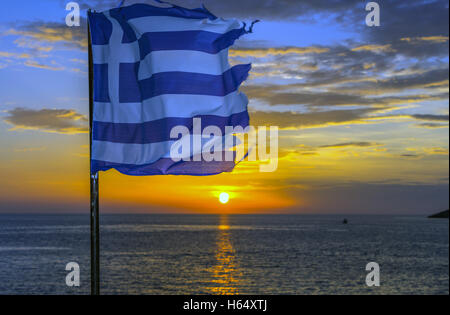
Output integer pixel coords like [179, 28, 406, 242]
[88, 11, 100, 295]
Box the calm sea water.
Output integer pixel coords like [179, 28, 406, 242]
[0, 214, 448, 295]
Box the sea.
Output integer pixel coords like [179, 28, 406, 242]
[0, 214, 448, 295]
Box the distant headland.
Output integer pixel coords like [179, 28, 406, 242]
[428, 210, 449, 219]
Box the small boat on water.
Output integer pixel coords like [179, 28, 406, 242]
[343, 219, 348, 224]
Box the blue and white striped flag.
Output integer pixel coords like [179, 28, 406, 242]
[88, 2, 253, 176]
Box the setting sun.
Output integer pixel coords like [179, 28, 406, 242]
[219, 192, 230, 204]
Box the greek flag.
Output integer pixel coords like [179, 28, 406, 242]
[88, 2, 253, 176]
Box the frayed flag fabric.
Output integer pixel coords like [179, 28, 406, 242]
[88, 3, 253, 176]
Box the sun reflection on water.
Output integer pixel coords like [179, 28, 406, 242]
[206, 215, 242, 295]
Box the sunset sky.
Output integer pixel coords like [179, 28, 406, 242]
[0, 0, 448, 214]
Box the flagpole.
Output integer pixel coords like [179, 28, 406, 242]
[88, 11, 100, 296]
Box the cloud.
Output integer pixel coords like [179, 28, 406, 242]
[0, 51, 31, 59]
[4, 108, 88, 134]
[24, 60, 64, 71]
[400, 154, 422, 159]
[250, 108, 378, 129]
[13, 37, 53, 52]
[249, 106, 450, 130]
[330, 68, 449, 95]
[240, 42, 448, 104]
[408, 115, 449, 129]
[70, 58, 88, 65]
[14, 147, 47, 152]
[244, 86, 372, 107]
[411, 114, 449, 122]
[424, 147, 449, 155]
[415, 123, 449, 129]
[0, 51, 33, 69]
[7, 19, 87, 51]
[369, 69, 449, 92]
[351, 44, 394, 53]
[401, 36, 449, 44]
[319, 142, 382, 149]
[230, 46, 329, 58]
[244, 84, 446, 108]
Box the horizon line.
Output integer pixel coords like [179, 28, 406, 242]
[0, 211, 438, 216]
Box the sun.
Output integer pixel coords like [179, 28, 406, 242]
[219, 192, 230, 204]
